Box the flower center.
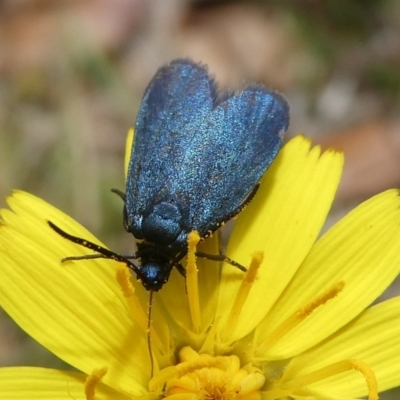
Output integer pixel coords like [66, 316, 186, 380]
[155, 347, 265, 400]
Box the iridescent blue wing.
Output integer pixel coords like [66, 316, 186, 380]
[177, 87, 288, 236]
[125, 59, 217, 221]
[125, 59, 289, 245]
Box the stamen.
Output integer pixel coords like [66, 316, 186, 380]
[85, 367, 107, 400]
[221, 252, 263, 340]
[148, 289, 155, 378]
[152, 347, 265, 399]
[199, 316, 219, 354]
[115, 266, 163, 352]
[186, 231, 201, 333]
[257, 281, 345, 353]
[298, 281, 345, 317]
[281, 359, 378, 400]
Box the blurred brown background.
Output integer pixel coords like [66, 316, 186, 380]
[0, 0, 399, 397]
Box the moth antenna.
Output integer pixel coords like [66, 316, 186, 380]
[47, 221, 139, 273]
[148, 289, 155, 377]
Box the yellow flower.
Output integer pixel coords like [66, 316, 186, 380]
[1, 134, 400, 399]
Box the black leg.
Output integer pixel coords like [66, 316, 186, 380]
[195, 251, 247, 272]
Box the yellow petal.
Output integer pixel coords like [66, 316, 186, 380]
[124, 127, 134, 180]
[260, 189, 400, 358]
[0, 367, 133, 399]
[217, 136, 343, 342]
[284, 296, 400, 398]
[0, 191, 150, 396]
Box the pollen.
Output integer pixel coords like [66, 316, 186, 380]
[163, 347, 265, 399]
[256, 281, 345, 354]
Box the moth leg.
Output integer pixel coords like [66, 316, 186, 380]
[175, 263, 186, 277]
[194, 185, 259, 273]
[193, 185, 259, 272]
[195, 251, 247, 272]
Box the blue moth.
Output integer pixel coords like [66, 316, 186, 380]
[49, 59, 290, 292]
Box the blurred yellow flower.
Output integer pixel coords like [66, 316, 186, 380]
[1, 135, 400, 399]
